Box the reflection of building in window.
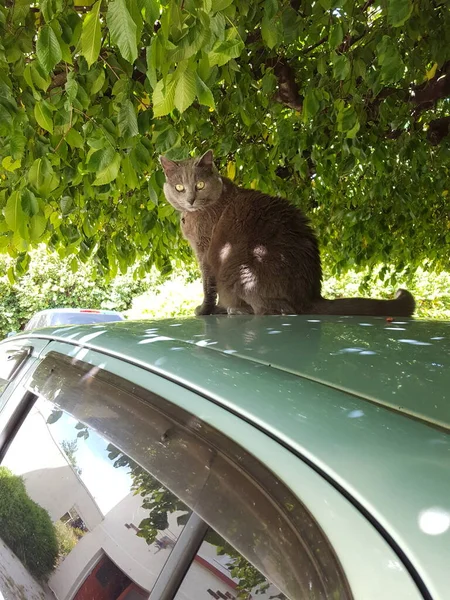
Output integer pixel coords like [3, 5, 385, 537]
[74, 553, 148, 599]
[60, 505, 88, 532]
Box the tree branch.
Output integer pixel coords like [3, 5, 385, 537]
[427, 116, 450, 145]
[410, 61, 450, 115]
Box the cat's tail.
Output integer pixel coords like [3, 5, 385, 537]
[309, 289, 415, 317]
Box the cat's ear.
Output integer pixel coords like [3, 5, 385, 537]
[159, 156, 178, 176]
[195, 150, 214, 169]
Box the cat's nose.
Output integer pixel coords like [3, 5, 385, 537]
[187, 197, 195, 205]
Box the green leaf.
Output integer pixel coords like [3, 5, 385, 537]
[329, 23, 344, 48]
[2, 156, 21, 172]
[140, 0, 160, 24]
[87, 146, 116, 172]
[118, 100, 139, 137]
[303, 89, 320, 120]
[9, 132, 26, 160]
[60, 196, 73, 215]
[93, 152, 121, 185]
[21, 189, 39, 217]
[337, 104, 359, 136]
[36, 25, 62, 73]
[12, 0, 30, 24]
[34, 102, 54, 133]
[333, 55, 350, 80]
[261, 15, 280, 49]
[30, 62, 51, 91]
[65, 71, 78, 102]
[122, 155, 139, 189]
[81, 0, 102, 67]
[30, 214, 47, 241]
[66, 128, 84, 148]
[377, 36, 405, 84]
[146, 37, 160, 89]
[208, 38, 244, 67]
[212, 0, 234, 11]
[4, 191, 26, 238]
[28, 158, 60, 196]
[195, 74, 215, 109]
[106, 0, 138, 64]
[174, 68, 196, 113]
[153, 74, 177, 117]
[387, 0, 413, 27]
[90, 68, 106, 94]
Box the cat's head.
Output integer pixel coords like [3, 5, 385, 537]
[160, 150, 223, 212]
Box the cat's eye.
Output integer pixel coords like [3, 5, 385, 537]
[175, 184, 185, 192]
[196, 181, 205, 190]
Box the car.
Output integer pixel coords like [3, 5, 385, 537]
[0, 314, 448, 600]
[22, 307, 125, 331]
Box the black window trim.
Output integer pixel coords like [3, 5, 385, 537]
[0, 344, 33, 389]
[0, 390, 37, 462]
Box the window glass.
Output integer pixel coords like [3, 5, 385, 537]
[21, 351, 351, 600]
[0, 397, 189, 600]
[175, 528, 285, 600]
[0, 344, 31, 401]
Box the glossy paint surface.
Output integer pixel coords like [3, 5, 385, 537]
[6, 315, 450, 597]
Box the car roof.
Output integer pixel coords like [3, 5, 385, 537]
[22, 314, 450, 431]
[9, 315, 450, 596]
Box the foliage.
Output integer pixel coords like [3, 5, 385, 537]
[126, 271, 203, 319]
[0, 467, 59, 580]
[54, 519, 84, 561]
[0, 245, 149, 338]
[0, 0, 449, 279]
[127, 266, 450, 320]
[61, 439, 82, 475]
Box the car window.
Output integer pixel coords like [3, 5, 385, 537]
[49, 313, 124, 326]
[0, 343, 31, 401]
[24, 314, 47, 330]
[0, 351, 352, 600]
[0, 396, 190, 600]
[174, 527, 285, 600]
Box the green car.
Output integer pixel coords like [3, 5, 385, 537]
[0, 315, 448, 600]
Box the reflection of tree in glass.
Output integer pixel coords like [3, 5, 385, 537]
[106, 445, 285, 599]
[61, 439, 82, 476]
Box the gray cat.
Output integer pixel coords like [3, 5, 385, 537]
[160, 150, 415, 317]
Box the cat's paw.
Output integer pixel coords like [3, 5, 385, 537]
[195, 304, 215, 316]
[227, 307, 254, 315]
[212, 305, 228, 315]
[195, 304, 228, 316]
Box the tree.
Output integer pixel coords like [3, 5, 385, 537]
[61, 439, 82, 475]
[0, 0, 449, 280]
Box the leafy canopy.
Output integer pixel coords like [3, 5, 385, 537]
[0, 0, 449, 279]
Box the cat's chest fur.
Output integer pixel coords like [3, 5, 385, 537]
[180, 202, 225, 258]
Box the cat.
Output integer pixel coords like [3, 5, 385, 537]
[160, 150, 415, 317]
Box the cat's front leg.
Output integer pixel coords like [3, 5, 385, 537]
[195, 263, 226, 315]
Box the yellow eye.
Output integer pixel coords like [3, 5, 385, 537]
[175, 184, 185, 192]
[196, 181, 205, 190]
